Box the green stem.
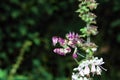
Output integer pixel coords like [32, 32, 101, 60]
[8, 40, 32, 80]
[74, 58, 79, 65]
[87, 24, 90, 43]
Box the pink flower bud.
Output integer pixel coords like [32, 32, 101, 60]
[72, 53, 78, 58]
[53, 48, 65, 55]
[65, 47, 71, 53]
[52, 36, 58, 46]
[58, 37, 66, 46]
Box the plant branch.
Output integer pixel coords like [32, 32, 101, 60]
[8, 40, 32, 80]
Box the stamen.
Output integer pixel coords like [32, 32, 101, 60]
[99, 66, 107, 71]
[77, 53, 85, 58]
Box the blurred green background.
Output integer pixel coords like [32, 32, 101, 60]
[0, 0, 120, 80]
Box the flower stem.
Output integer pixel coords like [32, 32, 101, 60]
[74, 58, 79, 65]
[87, 24, 90, 43]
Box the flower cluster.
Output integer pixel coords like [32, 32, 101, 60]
[52, 32, 98, 58]
[72, 57, 106, 80]
[80, 25, 98, 37]
[52, 32, 83, 57]
[82, 42, 97, 53]
[77, 0, 98, 24]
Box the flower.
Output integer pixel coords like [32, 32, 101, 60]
[96, 66, 102, 75]
[84, 65, 90, 76]
[52, 32, 82, 57]
[52, 36, 59, 46]
[53, 47, 71, 55]
[66, 32, 83, 48]
[88, 25, 98, 35]
[52, 36, 67, 46]
[79, 69, 85, 76]
[65, 47, 71, 53]
[72, 57, 106, 80]
[91, 64, 96, 73]
[66, 32, 79, 41]
[82, 42, 97, 53]
[72, 72, 89, 80]
[72, 73, 88, 80]
[53, 48, 65, 55]
[90, 57, 106, 75]
[83, 77, 89, 80]
[72, 73, 79, 80]
[58, 37, 67, 46]
[72, 53, 78, 59]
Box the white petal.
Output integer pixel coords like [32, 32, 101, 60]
[96, 66, 102, 75]
[78, 77, 83, 80]
[79, 69, 84, 76]
[72, 73, 79, 80]
[83, 77, 89, 80]
[91, 48, 97, 52]
[84, 66, 90, 75]
[73, 67, 78, 71]
[91, 64, 96, 73]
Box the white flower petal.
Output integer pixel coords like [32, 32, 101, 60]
[91, 48, 97, 52]
[83, 77, 89, 80]
[91, 64, 96, 73]
[96, 66, 102, 75]
[78, 77, 83, 80]
[72, 73, 79, 80]
[79, 69, 84, 76]
[84, 66, 90, 75]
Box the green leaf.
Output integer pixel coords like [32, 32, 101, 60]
[26, 19, 35, 25]
[10, 0, 19, 4]
[0, 52, 7, 60]
[31, 6, 39, 15]
[33, 38, 41, 45]
[14, 75, 28, 80]
[15, 42, 22, 48]
[33, 59, 41, 67]
[111, 19, 120, 28]
[11, 10, 21, 18]
[0, 69, 7, 79]
[19, 26, 27, 36]
[80, 27, 87, 33]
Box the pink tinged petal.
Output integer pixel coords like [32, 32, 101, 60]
[65, 47, 71, 53]
[72, 53, 78, 59]
[91, 64, 96, 73]
[58, 38, 66, 46]
[52, 36, 58, 46]
[53, 48, 65, 55]
[84, 66, 90, 75]
[68, 41, 75, 47]
[66, 32, 79, 40]
[96, 66, 102, 75]
[79, 69, 84, 76]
